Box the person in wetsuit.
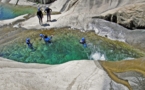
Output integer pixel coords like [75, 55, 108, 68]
[39, 34, 45, 41]
[80, 37, 87, 48]
[37, 8, 43, 25]
[26, 38, 33, 49]
[43, 35, 53, 44]
[44, 7, 52, 22]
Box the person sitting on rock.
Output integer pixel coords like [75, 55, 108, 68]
[44, 6, 52, 22]
[80, 37, 87, 48]
[44, 35, 53, 44]
[37, 7, 43, 25]
[26, 38, 33, 49]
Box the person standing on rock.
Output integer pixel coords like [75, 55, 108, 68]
[37, 7, 43, 25]
[44, 6, 52, 22]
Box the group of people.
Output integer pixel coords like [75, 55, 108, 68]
[39, 34, 53, 44]
[32, 6, 87, 50]
[26, 36, 87, 50]
[37, 6, 52, 25]
[26, 34, 53, 49]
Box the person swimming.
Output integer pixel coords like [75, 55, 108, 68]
[26, 38, 33, 49]
[80, 37, 87, 48]
[39, 34, 45, 40]
[43, 35, 53, 44]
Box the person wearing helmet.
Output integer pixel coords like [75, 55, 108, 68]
[44, 35, 53, 44]
[26, 38, 33, 49]
[44, 6, 52, 22]
[39, 34, 45, 40]
[37, 7, 43, 25]
[80, 37, 87, 48]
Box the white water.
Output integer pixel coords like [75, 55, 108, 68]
[90, 51, 106, 60]
[123, 57, 134, 60]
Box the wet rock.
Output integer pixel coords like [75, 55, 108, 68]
[115, 71, 145, 90]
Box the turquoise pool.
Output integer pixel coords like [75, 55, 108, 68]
[0, 4, 36, 20]
[0, 28, 144, 64]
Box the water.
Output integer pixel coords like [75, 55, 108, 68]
[90, 51, 106, 60]
[0, 4, 36, 20]
[0, 28, 144, 64]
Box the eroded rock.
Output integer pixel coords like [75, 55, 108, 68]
[99, 3, 145, 29]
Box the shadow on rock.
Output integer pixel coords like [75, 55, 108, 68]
[50, 19, 57, 22]
[42, 23, 50, 27]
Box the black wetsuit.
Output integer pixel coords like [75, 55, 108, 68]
[45, 8, 52, 21]
[37, 10, 43, 25]
[45, 8, 52, 14]
[26, 40, 33, 49]
[37, 10, 43, 18]
[80, 40, 86, 44]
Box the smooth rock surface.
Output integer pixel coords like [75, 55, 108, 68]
[1, 1, 145, 90]
[0, 58, 128, 90]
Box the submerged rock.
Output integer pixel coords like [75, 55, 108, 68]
[115, 71, 145, 90]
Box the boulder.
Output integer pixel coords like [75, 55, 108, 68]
[98, 3, 145, 29]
